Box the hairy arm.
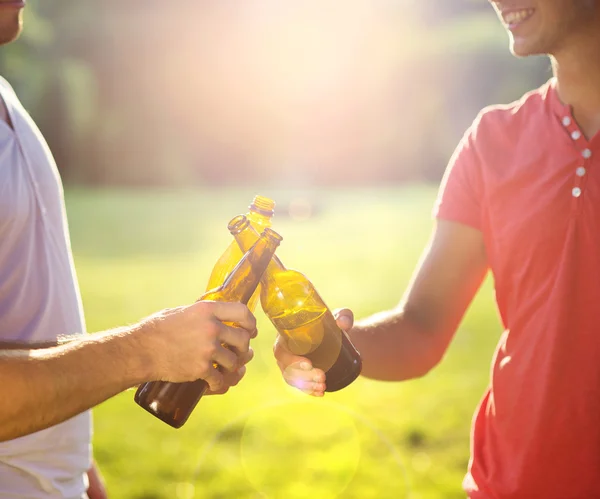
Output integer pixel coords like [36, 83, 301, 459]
[0, 300, 258, 442]
[348, 220, 488, 380]
[0, 327, 150, 442]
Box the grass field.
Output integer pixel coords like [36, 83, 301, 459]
[65, 186, 502, 499]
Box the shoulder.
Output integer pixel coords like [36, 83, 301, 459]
[445, 81, 553, 178]
[469, 80, 552, 143]
[0, 75, 19, 99]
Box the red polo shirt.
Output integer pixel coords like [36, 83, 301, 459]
[435, 78, 600, 498]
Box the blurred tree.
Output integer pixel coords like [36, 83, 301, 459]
[0, 1, 551, 187]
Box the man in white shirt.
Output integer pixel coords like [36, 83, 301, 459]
[0, 2, 258, 498]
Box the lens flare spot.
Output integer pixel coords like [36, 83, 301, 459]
[288, 198, 314, 221]
[240, 400, 360, 498]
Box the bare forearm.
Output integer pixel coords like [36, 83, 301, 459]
[349, 222, 488, 382]
[348, 307, 447, 381]
[0, 327, 152, 442]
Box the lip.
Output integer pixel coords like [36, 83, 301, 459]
[0, 0, 25, 7]
[500, 7, 535, 31]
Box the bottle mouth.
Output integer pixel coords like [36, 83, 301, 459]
[228, 215, 283, 243]
[262, 227, 283, 243]
[249, 195, 276, 217]
[228, 215, 249, 235]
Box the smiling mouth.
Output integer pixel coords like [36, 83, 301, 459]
[502, 8, 535, 28]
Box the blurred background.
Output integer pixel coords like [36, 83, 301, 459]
[5, 1, 550, 498]
[4, 0, 549, 187]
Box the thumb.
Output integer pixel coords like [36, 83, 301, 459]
[333, 308, 354, 331]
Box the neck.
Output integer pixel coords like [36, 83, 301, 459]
[551, 34, 600, 138]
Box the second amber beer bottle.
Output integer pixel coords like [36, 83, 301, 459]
[134, 228, 283, 428]
[229, 216, 362, 392]
[205, 195, 276, 313]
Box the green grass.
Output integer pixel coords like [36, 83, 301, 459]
[66, 186, 501, 499]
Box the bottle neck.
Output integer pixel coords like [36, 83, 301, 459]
[231, 222, 285, 274]
[248, 195, 275, 226]
[219, 231, 281, 304]
[247, 209, 273, 228]
[249, 195, 275, 214]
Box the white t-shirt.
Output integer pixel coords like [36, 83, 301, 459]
[0, 77, 91, 498]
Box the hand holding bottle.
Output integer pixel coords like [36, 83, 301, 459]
[139, 300, 257, 391]
[135, 227, 282, 428]
[273, 308, 355, 397]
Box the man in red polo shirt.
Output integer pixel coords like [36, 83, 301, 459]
[274, 1, 600, 497]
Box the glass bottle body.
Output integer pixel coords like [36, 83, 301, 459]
[135, 228, 282, 428]
[262, 268, 362, 392]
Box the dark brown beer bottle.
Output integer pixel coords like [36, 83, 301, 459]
[134, 228, 283, 428]
[228, 215, 362, 392]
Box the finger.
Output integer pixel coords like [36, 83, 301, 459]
[282, 362, 326, 385]
[285, 377, 326, 396]
[333, 308, 354, 331]
[274, 348, 316, 377]
[224, 365, 246, 388]
[276, 355, 317, 377]
[205, 385, 228, 396]
[249, 326, 258, 339]
[206, 366, 246, 396]
[236, 347, 255, 366]
[211, 343, 239, 372]
[225, 345, 254, 367]
[203, 365, 225, 392]
[209, 301, 256, 333]
[218, 323, 251, 353]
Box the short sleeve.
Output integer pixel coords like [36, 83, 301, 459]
[433, 119, 484, 231]
[0, 76, 17, 98]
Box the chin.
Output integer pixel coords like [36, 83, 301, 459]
[0, 29, 22, 45]
[509, 36, 546, 58]
[0, 13, 22, 46]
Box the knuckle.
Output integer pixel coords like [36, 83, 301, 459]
[239, 330, 251, 350]
[205, 320, 220, 339]
[229, 347, 240, 363]
[221, 352, 235, 371]
[195, 300, 213, 316]
[196, 360, 210, 376]
[246, 308, 256, 326]
[205, 341, 218, 357]
[211, 374, 224, 391]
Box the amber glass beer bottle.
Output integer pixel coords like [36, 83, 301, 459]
[228, 215, 362, 392]
[135, 228, 283, 428]
[205, 196, 275, 313]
